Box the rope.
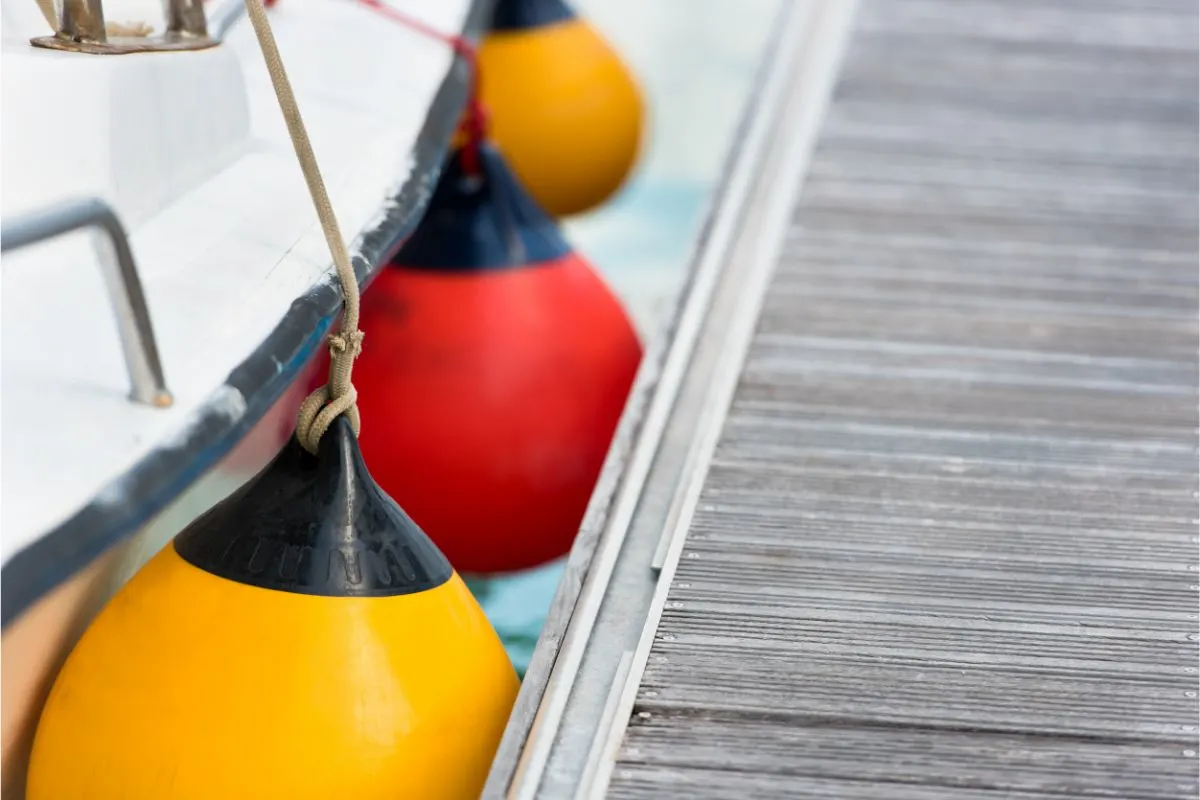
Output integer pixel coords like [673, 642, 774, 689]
[241, 0, 484, 452]
[242, 0, 364, 454]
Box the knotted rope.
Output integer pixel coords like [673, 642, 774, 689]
[241, 0, 365, 453]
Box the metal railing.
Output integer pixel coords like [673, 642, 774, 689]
[1, 198, 173, 408]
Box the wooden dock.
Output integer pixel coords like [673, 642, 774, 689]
[485, 0, 1200, 797]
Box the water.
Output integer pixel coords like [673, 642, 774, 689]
[469, 0, 783, 676]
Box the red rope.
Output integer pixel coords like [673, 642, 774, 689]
[254, 0, 487, 170]
[355, 0, 487, 174]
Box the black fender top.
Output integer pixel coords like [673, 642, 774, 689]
[175, 417, 453, 597]
[489, 0, 574, 32]
[390, 142, 572, 272]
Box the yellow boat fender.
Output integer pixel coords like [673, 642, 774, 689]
[27, 417, 519, 799]
[478, 0, 646, 217]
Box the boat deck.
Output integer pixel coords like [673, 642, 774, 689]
[486, 0, 1200, 797]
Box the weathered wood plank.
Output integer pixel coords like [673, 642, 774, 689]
[608, 765, 1187, 800]
[607, 0, 1200, 795]
[618, 711, 1198, 799]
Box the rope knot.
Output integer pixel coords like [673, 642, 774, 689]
[328, 329, 365, 359]
[295, 382, 361, 455]
[242, 0, 368, 455]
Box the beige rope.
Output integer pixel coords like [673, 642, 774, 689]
[242, 0, 365, 454]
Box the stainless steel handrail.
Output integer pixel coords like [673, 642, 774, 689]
[1, 198, 173, 408]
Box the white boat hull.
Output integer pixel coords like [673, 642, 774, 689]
[0, 0, 492, 789]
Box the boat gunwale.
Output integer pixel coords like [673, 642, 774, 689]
[0, 0, 497, 628]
